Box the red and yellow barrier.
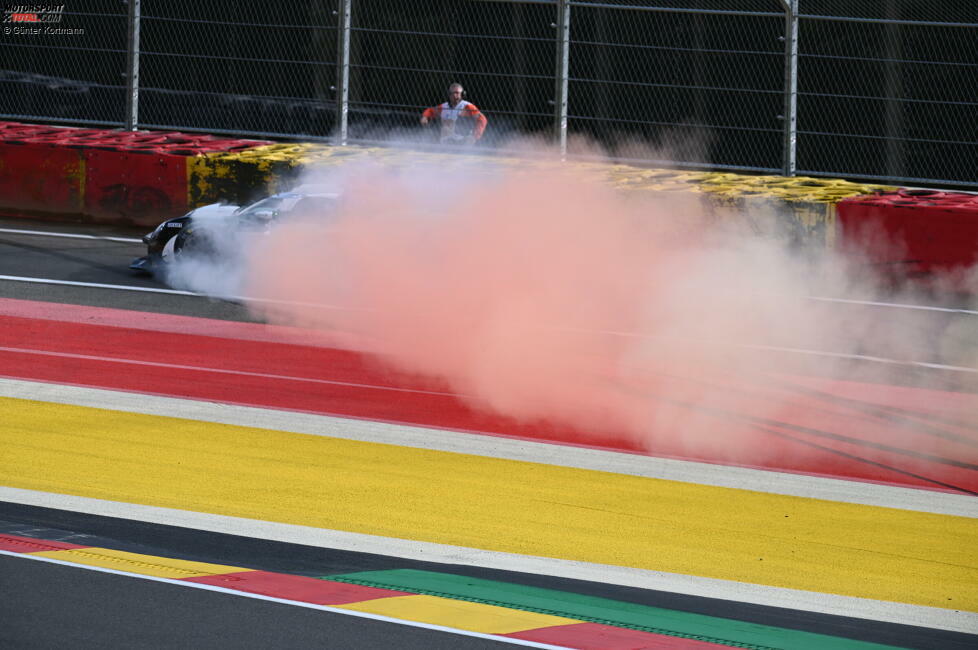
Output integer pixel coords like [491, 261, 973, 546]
[0, 121, 269, 227]
[2, 119, 975, 275]
[0, 122, 86, 217]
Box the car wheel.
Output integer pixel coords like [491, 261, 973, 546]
[160, 233, 179, 263]
[172, 226, 217, 260]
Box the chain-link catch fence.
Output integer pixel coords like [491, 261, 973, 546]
[1, 1, 974, 187]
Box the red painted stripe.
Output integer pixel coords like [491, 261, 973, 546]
[2, 303, 976, 493]
[0, 297, 365, 349]
[0, 533, 89, 553]
[507, 622, 725, 648]
[184, 571, 412, 604]
[0, 314, 638, 450]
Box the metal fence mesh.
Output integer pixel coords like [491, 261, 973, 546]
[567, 1, 785, 170]
[1, 1, 975, 187]
[0, 1, 127, 126]
[796, 4, 978, 185]
[138, 1, 337, 137]
[347, 0, 557, 143]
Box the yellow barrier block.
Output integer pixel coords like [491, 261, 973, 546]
[694, 188, 837, 247]
[671, 171, 893, 248]
[183, 142, 891, 249]
[187, 145, 305, 207]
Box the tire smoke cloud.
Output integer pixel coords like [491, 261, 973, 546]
[228, 153, 977, 473]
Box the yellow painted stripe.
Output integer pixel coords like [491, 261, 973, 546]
[337, 595, 579, 634]
[2, 397, 976, 611]
[31, 547, 251, 579]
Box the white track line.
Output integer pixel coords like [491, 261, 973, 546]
[560, 326, 978, 374]
[0, 346, 462, 398]
[1, 378, 974, 518]
[740, 343, 978, 374]
[0, 275, 347, 309]
[6, 225, 972, 318]
[0, 550, 567, 649]
[2, 274, 974, 373]
[0, 227, 142, 244]
[3, 273, 976, 316]
[0, 274, 199, 296]
[808, 295, 978, 316]
[1, 488, 975, 634]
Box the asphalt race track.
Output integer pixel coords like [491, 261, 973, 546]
[1, 219, 976, 648]
[0, 553, 522, 650]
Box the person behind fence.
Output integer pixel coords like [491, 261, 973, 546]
[420, 82, 487, 145]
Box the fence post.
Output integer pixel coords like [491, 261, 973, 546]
[334, 0, 352, 146]
[125, 0, 141, 131]
[883, 5, 905, 179]
[780, 0, 798, 176]
[553, 0, 570, 156]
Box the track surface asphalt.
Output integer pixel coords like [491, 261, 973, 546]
[1, 219, 976, 648]
[0, 554, 519, 650]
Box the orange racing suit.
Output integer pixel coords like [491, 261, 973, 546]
[421, 100, 488, 144]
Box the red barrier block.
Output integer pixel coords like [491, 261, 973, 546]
[82, 136, 268, 225]
[0, 121, 273, 225]
[83, 148, 188, 226]
[0, 141, 84, 217]
[837, 191, 978, 278]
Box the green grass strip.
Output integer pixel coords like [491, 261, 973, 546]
[318, 569, 905, 650]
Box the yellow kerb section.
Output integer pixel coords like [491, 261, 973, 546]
[3, 397, 975, 611]
[31, 547, 252, 579]
[337, 595, 580, 634]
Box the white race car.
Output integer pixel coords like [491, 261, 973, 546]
[130, 185, 340, 273]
